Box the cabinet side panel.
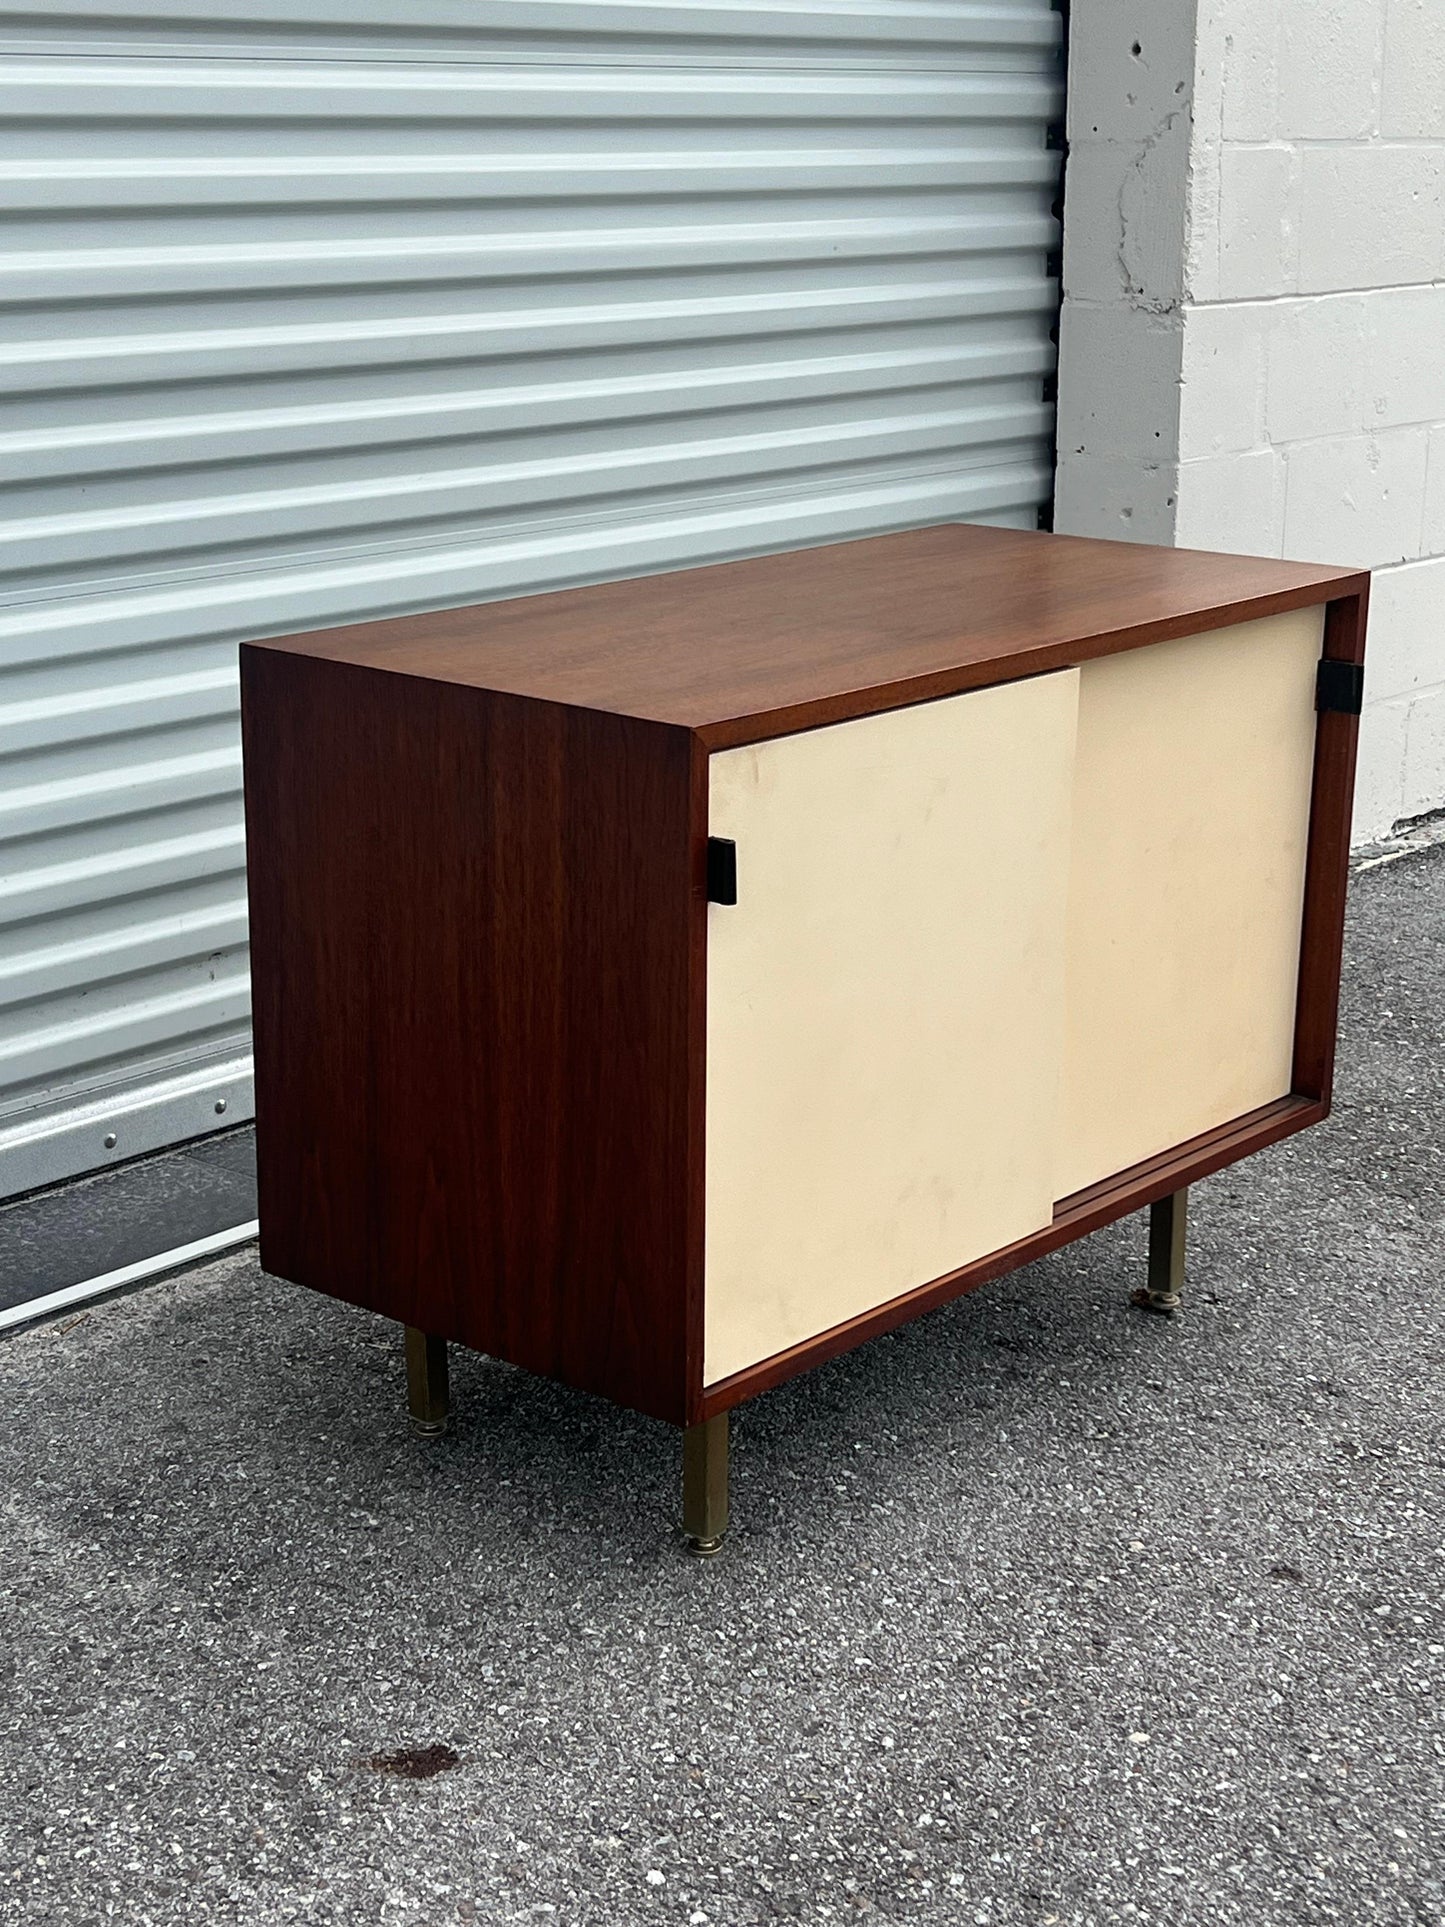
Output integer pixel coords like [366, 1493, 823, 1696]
[241, 650, 696, 1424]
[1056, 607, 1323, 1200]
[704, 672, 1079, 1388]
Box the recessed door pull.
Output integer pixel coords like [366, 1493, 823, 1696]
[706, 837, 738, 905]
[1315, 658, 1364, 715]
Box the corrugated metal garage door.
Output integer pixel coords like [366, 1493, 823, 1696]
[0, 1, 1064, 1198]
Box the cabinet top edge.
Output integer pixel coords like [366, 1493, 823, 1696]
[241, 524, 1367, 740]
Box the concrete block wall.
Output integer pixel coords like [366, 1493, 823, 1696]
[1056, 0, 1445, 840]
[1054, 0, 1195, 550]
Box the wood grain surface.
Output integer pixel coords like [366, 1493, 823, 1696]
[1292, 589, 1371, 1106]
[242, 648, 703, 1425]
[246, 524, 1365, 749]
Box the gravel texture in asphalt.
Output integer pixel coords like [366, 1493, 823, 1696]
[1, 845, 1442, 1927]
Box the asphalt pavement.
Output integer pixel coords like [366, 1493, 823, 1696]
[1, 843, 1441, 1927]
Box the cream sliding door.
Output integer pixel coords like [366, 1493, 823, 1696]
[703, 611, 1323, 1384]
[704, 672, 1080, 1387]
[1055, 607, 1322, 1200]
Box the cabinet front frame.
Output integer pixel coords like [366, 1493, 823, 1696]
[686, 586, 1368, 1423]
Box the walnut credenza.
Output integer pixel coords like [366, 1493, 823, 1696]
[240, 525, 1368, 1552]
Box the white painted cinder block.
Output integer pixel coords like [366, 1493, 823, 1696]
[1423, 424, 1445, 554]
[1367, 286, 1445, 428]
[1182, 136, 1223, 305]
[1276, 0, 1382, 139]
[1058, 0, 1445, 836]
[1059, 301, 1185, 460]
[1066, 0, 1197, 143]
[1265, 296, 1369, 443]
[1178, 305, 1267, 459]
[1352, 695, 1413, 841]
[1216, 3, 1278, 143]
[1173, 448, 1286, 556]
[1364, 557, 1445, 701]
[1062, 140, 1188, 308]
[1053, 451, 1180, 546]
[1381, 0, 1445, 139]
[1402, 684, 1445, 820]
[1283, 430, 1430, 568]
[1297, 147, 1445, 293]
[1217, 146, 1299, 299]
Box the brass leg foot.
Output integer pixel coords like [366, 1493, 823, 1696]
[683, 1413, 729, 1557]
[405, 1326, 450, 1436]
[1131, 1187, 1187, 1315]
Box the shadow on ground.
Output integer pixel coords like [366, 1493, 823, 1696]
[1, 847, 1441, 1927]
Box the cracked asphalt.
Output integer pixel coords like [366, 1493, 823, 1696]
[1, 843, 1441, 1927]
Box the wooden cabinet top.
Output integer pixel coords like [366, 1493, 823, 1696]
[246, 523, 1365, 749]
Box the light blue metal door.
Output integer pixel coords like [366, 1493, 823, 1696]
[0, 1, 1064, 1195]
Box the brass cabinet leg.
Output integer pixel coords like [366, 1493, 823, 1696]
[683, 1413, 729, 1557]
[1132, 1187, 1187, 1315]
[404, 1327, 450, 1436]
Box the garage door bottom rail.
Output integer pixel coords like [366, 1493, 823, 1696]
[0, 1126, 257, 1330]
